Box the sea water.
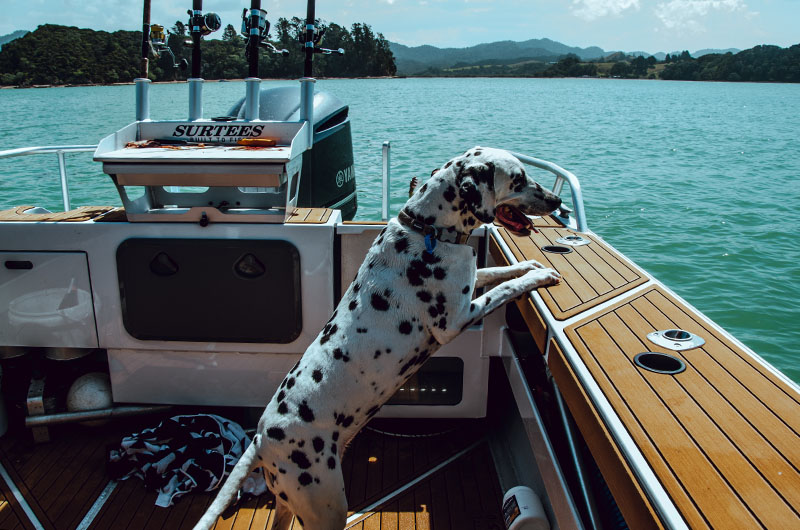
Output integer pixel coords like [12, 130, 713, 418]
[0, 78, 798, 382]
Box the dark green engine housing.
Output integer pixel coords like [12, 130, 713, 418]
[228, 87, 357, 220]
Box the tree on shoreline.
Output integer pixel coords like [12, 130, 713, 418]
[0, 21, 396, 86]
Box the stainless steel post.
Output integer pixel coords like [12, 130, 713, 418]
[134, 78, 151, 121]
[188, 78, 203, 121]
[299, 77, 315, 149]
[245, 77, 261, 120]
[382, 141, 391, 221]
[57, 151, 71, 211]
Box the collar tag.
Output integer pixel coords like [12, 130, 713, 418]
[424, 234, 437, 254]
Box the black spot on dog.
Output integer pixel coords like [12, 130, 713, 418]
[320, 323, 338, 345]
[398, 321, 412, 334]
[443, 185, 456, 202]
[286, 378, 295, 389]
[433, 267, 446, 280]
[417, 290, 432, 302]
[267, 427, 285, 440]
[406, 259, 432, 286]
[371, 292, 390, 311]
[279, 491, 288, 501]
[357, 327, 368, 333]
[328, 457, 336, 469]
[332, 348, 350, 362]
[445, 161, 452, 168]
[278, 402, 288, 414]
[277, 390, 286, 402]
[298, 472, 312, 486]
[332, 431, 339, 441]
[299, 401, 315, 422]
[348, 299, 358, 311]
[334, 413, 354, 427]
[353, 283, 361, 293]
[419, 183, 428, 193]
[297, 440, 305, 448]
[313, 436, 325, 453]
[374, 350, 381, 359]
[331, 443, 338, 454]
[428, 305, 439, 317]
[394, 237, 409, 253]
[291, 450, 311, 469]
[421, 251, 441, 265]
[312, 369, 323, 383]
[462, 285, 470, 294]
[279, 468, 286, 474]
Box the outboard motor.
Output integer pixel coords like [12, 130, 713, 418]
[227, 88, 357, 219]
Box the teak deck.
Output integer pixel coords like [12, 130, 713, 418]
[0, 419, 504, 530]
[490, 225, 800, 529]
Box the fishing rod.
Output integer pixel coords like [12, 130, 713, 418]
[187, 0, 221, 78]
[140, 0, 150, 78]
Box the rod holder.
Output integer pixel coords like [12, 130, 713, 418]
[134, 78, 151, 121]
[245, 77, 261, 120]
[382, 141, 391, 221]
[188, 78, 204, 121]
[299, 77, 315, 149]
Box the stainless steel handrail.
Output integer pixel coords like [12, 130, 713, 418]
[0, 145, 97, 211]
[511, 152, 588, 233]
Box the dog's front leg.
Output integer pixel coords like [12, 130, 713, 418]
[437, 266, 560, 344]
[475, 259, 546, 289]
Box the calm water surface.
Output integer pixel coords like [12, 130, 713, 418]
[1, 78, 798, 382]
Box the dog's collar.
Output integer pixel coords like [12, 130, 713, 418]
[397, 209, 471, 253]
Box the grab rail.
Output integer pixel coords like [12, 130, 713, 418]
[511, 152, 588, 233]
[0, 145, 97, 211]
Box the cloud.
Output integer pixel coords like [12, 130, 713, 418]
[655, 0, 748, 31]
[571, 0, 641, 21]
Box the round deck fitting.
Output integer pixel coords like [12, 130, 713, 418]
[647, 328, 705, 351]
[541, 245, 573, 254]
[634, 352, 686, 375]
[555, 235, 590, 247]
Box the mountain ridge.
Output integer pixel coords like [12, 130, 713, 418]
[389, 39, 741, 74]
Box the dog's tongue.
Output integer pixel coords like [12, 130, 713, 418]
[496, 204, 535, 236]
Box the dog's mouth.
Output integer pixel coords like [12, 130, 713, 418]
[495, 204, 535, 236]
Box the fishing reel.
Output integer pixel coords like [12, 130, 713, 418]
[241, 7, 288, 56]
[187, 9, 222, 37]
[299, 24, 344, 56]
[149, 24, 188, 70]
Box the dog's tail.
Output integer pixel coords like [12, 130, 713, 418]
[193, 439, 260, 530]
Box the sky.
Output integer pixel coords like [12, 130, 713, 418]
[2, 0, 798, 55]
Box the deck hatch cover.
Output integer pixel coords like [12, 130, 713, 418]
[117, 238, 301, 343]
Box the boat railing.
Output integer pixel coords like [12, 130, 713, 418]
[0, 145, 98, 212]
[511, 152, 588, 233]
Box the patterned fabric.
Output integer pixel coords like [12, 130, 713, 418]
[107, 414, 260, 507]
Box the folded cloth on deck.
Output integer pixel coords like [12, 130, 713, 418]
[107, 413, 265, 507]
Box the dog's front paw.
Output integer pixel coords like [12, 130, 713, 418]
[519, 259, 546, 271]
[520, 267, 561, 289]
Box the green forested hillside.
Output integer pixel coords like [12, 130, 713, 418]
[0, 20, 396, 86]
[659, 45, 800, 82]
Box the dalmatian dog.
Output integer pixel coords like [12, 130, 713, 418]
[194, 147, 562, 530]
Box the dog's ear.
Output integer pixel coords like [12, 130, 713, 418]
[457, 161, 496, 223]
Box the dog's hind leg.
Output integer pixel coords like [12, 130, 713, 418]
[475, 260, 546, 289]
[270, 501, 295, 530]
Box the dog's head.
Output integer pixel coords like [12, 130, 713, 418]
[449, 147, 561, 231]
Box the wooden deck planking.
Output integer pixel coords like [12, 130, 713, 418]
[620, 299, 800, 474]
[494, 227, 647, 320]
[0, 206, 115, 222]
[0, 420, 498, 530]
[286, 208, 333, 224]
[561, 286, 800, 528]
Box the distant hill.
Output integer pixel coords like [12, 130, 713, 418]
[390, 38, 744, 75]
[0, 30, 28, 50]
[390, 38, 606, 74]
